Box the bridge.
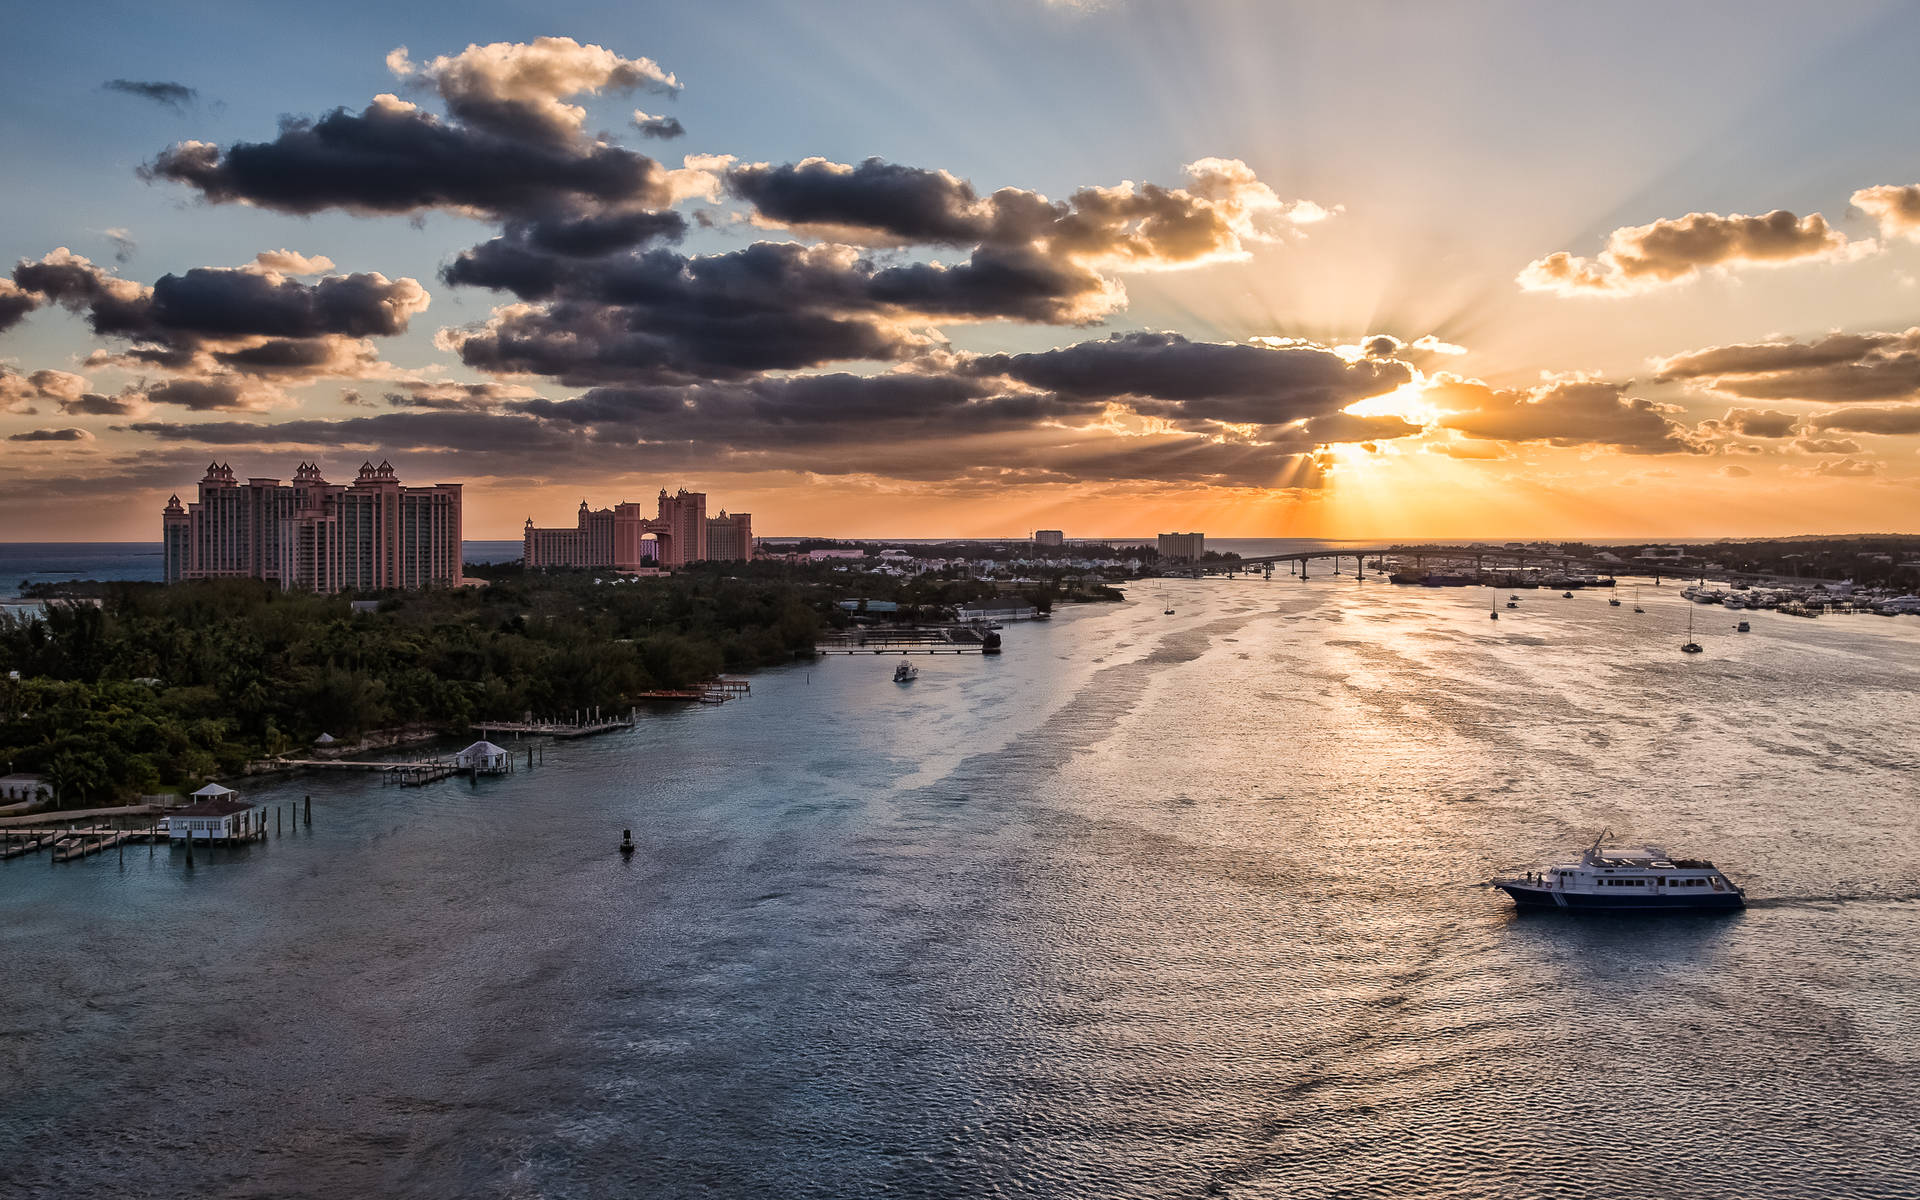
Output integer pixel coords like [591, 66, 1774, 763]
[1176, 546, 1841, 588]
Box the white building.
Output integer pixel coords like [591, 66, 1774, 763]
[0, 773, 51, 803]
[167, 785, 263, 842]
[454, 741, 513, 774]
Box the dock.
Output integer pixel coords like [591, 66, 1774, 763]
[474, 711, 637, 738]
[637, 679, 752, 705]
[815, 625, 998, 654]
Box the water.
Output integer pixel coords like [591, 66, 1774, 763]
[0, 541, 527, 601]
[3, 579, 1919, 1198]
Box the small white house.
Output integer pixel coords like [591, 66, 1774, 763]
[0, 773, 52, 803]
[453, 741, 513, 774]
[167, 784, 262, 842]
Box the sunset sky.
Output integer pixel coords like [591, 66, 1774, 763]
[5, 1, 1920, 540]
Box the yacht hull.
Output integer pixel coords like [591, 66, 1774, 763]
[1497, 884, 1743, 911]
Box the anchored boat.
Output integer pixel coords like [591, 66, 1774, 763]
[1494, 831, 1744, 911]
[893, 660, 919, 682]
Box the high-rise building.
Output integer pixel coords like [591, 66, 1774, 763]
[1158, 532, 1205, 562]
[525, 488, 740, 569]
[706, 511, 754, 562]
[1034, 529, 1065, 547]
[162, 461, 463, 592]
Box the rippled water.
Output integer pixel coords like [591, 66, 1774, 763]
[4, 579, 1918, 1198]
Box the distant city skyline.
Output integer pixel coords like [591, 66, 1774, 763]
[6, 4, 1920, 539]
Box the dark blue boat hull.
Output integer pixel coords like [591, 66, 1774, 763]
[1498, 884, 1744, 911]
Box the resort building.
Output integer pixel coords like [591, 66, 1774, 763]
[706, 511, 754, 563]
[162, 461, 463, 593]
[1034, 530, 1065, 547]
[1158, 532, 1206, 562]
[524, 489, 753, 569]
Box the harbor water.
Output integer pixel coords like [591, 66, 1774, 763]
[3, 578, 1918, 1197]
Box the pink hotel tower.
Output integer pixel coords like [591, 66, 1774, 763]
[163, 461, 463, 592]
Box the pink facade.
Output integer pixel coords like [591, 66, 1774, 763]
[525, 489, 752, 570]
[163, 461, 463, 593]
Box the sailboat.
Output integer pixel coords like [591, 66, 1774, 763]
[1490, 589, 1499, 620]
[1681, 608, 1703, 654]
[1633, 586, 1644, 614]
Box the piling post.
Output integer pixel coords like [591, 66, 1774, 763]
[277, 807, 282, 837]
[304, 795, 311, 827]
[186, 830, 194, 868]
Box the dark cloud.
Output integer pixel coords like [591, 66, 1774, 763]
[967, 332, 1409, 428]
[8, 427, 93, 443]
[1653, 329, 1920, 403]
[8, 248, 427, 383]
[103, 79, 198, 112]
[1809, 405, 1920, 436]
[1520, 209, 1859, 296]
[1430, 376, 1701, 453]
[0, 279, 35, 332]
[726, 155, 1318, 263]
[145, 97, 675, 219]
[632, 111, 684, 140]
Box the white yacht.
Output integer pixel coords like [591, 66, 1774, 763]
[893, 660, 919, 683]
[1494, 831, 1744, 911]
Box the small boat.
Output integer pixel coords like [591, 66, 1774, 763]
[1682, 608, 1703, 654]
[1608, 595, 1621, 606]
[1489, 589, 1499, 620]
[619, 829, 636, 856]
[893, 660, 919, 683]
[1493, 830, 1745, 911]
[1736, 620, 1751, 632]
[1505, 601, 1517, 609]
[1562, 591, 1574, 599]
[1163, 608, 1175, 615]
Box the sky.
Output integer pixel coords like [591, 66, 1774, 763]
[5, 0, 1920, 540]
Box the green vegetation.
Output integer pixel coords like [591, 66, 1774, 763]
[1, 561, 1114, 808]
[0, 572, 819, 806]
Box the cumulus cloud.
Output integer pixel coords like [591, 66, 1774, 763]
[1720, 464, 1752, 477]
[1812, 457, 1878, 477]
[8, 427, 93, 443]
[1428, 375, 1700, 453]
[8, 248, 428, 381]
[103, 79, 198, 111]
[632, 111, 684, 140]
[726, 155, 1326, 266]
[1851, 184, 1920, 242]
[1518, 209, 1863, 296]
[1653, 329, 1920, 403]
[2, 366, 87, 414]
[389, 37, 678, 145]
[1697, 407, 1799, 439]
[249, 249, 336, 275]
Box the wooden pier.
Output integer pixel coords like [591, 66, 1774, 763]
[815, 625, 996, 654]
[473, 712, 637, 739]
